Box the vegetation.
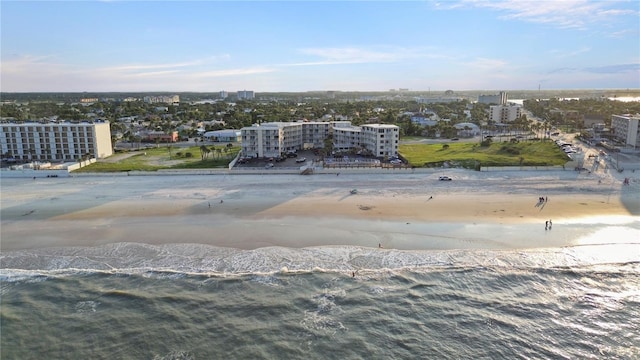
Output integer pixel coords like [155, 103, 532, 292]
[400, 140, 569, 169]
[74, 145, 240, 172]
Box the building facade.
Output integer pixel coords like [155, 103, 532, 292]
[611, 114, 640, 149]
[237, 90, 255, 100]
[489, 104, 522, 123]
[0, 121, 113, 162]
[478, 92, 507, 105]
[143, 95, 180, 104]
[240, 121, 399, 158]
[203, 129, 241, 142]
[147, 131, 179, 143]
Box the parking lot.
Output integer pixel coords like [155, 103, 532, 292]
[233, 150, 320, 169]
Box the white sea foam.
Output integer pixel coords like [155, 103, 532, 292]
[1, 242, 638, 280]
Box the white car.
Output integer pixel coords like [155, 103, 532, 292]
[295, 157, 307, 163]
[439, 176, 452, 181]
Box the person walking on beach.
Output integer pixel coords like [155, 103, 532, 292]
[549, 220, 552, 230]
[545, 221, 548, 230]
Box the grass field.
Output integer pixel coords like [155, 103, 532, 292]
[399, 140, 569, 168]
[76, 140, 568, 172]
[75, 145, 241, 172]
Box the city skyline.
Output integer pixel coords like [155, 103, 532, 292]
[1, 1, 639, 93]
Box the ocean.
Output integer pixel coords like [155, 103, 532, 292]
[2, 243, 639, 359]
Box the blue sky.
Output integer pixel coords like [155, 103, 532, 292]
[1, 0, 639, 92]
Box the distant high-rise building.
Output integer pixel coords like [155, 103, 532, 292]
[143, 95, 180, 104]
[478, 91, 507, 105]
[237, 90, 255, 100]
[219, 91, 228, 99]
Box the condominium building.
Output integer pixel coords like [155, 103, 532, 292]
[611, 114, 640, 148]
[0, 121, 113, 162]
[489, 104, 522, 123]
[240, 121, 398, 158]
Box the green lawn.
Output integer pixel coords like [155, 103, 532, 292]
[78, 141, 567, 172]
[399, 140, 569, 168]
[76, 145, 241, 172]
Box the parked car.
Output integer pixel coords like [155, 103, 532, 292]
[295, 157, 307, 163]
[439, 176, 452, 181]
[286, 152, 298, 158]
[264, 163, 274, 168]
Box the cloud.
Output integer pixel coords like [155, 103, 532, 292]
[608, 28, 639, 38]
[0, 54, 273, 91]
[288, 46, 444, 66]
[192, 67, 276, 78]
[549, 47, 591, 58]
[443, 0, 638, 30]
[463, 57, 508, 69]
[297, 47, 399, 64]
[547, 63, 639, 75]
[584, 63, 640, 74]
[547, 67, 579, 75]
[106, 61, 204, 72]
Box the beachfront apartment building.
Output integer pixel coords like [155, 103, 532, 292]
[240, 121, 399, 158]
[489, 104, 522, 123]
[334, 124, 399, 157]
[0, 121, 113, 162]
[611, 114, 640, 149]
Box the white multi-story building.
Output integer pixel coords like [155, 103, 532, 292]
[143, 95, 180, 104]
[361, 124, 399, 157]
[489, 104, 522, 123]
[0, 121, 113, 162]
[611, 114, 640, 148]
[241, 121, 398, 158]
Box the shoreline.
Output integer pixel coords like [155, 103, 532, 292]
[1, 171, 638, 252]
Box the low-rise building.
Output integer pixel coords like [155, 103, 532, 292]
[203, 130, 241, 142]
[147, 131, 179, 143]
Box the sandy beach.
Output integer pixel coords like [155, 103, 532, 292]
[1, 169, 639, 251]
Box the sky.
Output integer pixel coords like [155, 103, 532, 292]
[1, 0, 639, 92]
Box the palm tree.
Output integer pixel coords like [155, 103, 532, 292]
[199, 145, 209, 160]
